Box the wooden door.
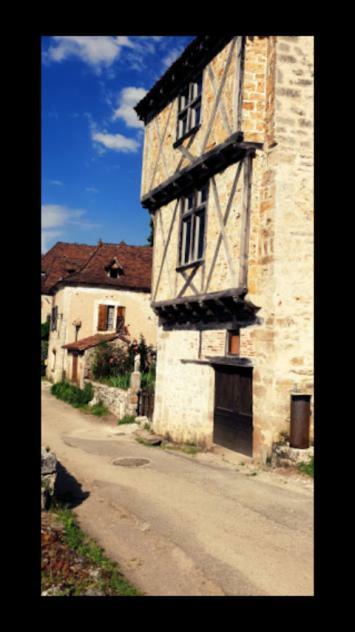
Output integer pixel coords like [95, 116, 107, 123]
[71, 353, 79, 384]
[213, 365, 253, 456]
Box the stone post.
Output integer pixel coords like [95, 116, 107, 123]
[41, 447, 57, 510]
[128, 355, 141, 417]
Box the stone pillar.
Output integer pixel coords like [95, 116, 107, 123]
[41, 447, 57, 510]
[128, 370, 141, 417]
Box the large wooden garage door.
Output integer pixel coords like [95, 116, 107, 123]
[213, 365, 253, 457]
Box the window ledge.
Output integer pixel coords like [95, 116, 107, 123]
[176, 259, 204, 273]
[173, 124, 201, 149]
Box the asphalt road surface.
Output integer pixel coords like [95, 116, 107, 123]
[41, 382, 314, 596]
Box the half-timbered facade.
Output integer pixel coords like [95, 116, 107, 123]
[135, 35, 314, 462]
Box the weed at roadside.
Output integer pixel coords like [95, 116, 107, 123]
[298, 456, 314, 477]
[48, 502, 141, 596]
[117, 415, 136, 425]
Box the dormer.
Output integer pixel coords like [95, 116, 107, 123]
[105, 257, 124, 279]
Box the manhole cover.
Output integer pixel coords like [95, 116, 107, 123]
[112, 457, 150, 467]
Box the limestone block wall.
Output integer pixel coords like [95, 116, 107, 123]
[46, 286, 68, 383]
[244, 36, 314, 456]
[153, 328, 215, 446]
[85, 380, 137, 419]
[41, 294, 52, 324]
[63, 286, 157, 345]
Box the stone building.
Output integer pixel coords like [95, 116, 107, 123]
[44, 240, 157, 387]
[134, 35, 313, 462]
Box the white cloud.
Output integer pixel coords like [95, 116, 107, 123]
[162, 46, 185, 69]
[49, 179, 63, 186]
[92, 131, 139, 153]
[86, 187, 98, 193]
[112, 86, 147, 128]
[46, 36, 131, 72]
[44, 35, 161, 73]
[41, 204, 100, 252]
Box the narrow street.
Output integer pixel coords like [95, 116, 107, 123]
[41, 382, 314, 596]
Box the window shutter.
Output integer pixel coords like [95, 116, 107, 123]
[116, 306, 126, 331]
[98, 304, 108, 331]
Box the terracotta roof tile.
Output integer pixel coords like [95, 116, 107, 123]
[41, 242, 96, 294]
[56, 241, 152, 292]
[42, 241, 152, 294]
[62, 332, 127, 352]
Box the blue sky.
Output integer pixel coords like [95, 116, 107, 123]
[41, 35, 194, 253]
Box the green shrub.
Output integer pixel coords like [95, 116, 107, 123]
[92, 342, 133, 380]
[90, 401, 109, 416]
[298, 456, 314, 477]
[141, 368, 155, 390]
[51, 381, 93, 407]
[118, 415, 136, 425]
[41, 320, 50, 341]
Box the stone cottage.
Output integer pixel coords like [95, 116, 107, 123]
[45, 240, 157, 387]
[134, 35, 313, 462]
[41, 242, 96, 323]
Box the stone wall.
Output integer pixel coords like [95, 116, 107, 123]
[153, 329, 215, 446]
[86, 379, 138, 419]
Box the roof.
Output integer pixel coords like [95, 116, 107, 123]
[62, 332, 129, 352]
[51, 241, 153, 293]
[134, 35, 234, 124]
[41, 242, 96, 294]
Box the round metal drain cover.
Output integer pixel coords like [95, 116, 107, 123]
[113, 457, 150, 467]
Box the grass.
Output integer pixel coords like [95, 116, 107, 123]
[51, 381, 94, 408]
[80, 401, 109, 417]
[163, 442, 200, 456]
[49, 502, 141, 596]
[51, 382, 112, 419]
[117, 415, 136, 425]
[298, 456, 314, 477]
[100, 374, 131, 390]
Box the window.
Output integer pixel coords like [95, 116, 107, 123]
[51, 306, 58, 331]
[116, 306, 126, 332]
[97, 304, 116, 331]
[227, 330, 240, 356]
[107, 306, 115, 330]
[52, 349, 56, 371]
[179, 184, 208, 266]
[176, 73, 203, 142]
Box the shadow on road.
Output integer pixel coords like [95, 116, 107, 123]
[54, 461, 90, 508]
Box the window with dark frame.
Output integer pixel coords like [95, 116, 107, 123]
[116, 306, 126, 332]
[51, 306, 58, 332]
[179, 184, 208, 266]
[227, 330, 240, 356]
[176, 73, 203, 142]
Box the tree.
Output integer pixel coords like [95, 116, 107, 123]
[147, 216, 154, 246]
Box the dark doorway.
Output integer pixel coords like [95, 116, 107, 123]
[213, 365, 253, 456]
[71, 353, 78, 384]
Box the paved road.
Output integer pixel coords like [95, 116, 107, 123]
[41, 382, 314, 596]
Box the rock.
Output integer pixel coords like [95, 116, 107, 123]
[41, 447, 57, 475]
[84, 589, 105, 596]
[41, 447, 57, 509]
[272, 443, 313, 468]
[135, 430, 162, 446]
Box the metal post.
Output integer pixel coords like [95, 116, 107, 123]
[290, 394, 311, 449]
